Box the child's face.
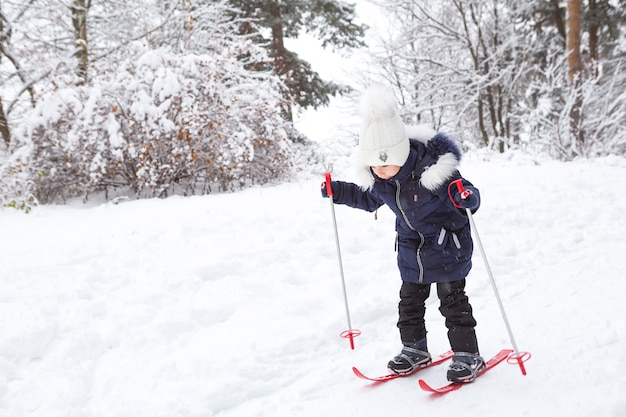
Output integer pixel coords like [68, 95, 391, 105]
[371, 165, 401, 180]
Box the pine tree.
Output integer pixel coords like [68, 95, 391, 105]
[224, 0, 367, 124]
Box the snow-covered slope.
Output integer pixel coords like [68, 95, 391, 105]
[1, 152, 625, 417]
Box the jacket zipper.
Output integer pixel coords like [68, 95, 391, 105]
[415, 232, 424, 283]
[395, 180, 415, 231]
[395, 179, 425, 283]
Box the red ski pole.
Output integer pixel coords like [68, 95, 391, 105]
[449, 179, 530, 375]
[324, 170, 360, 350]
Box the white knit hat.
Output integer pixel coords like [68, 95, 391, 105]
[358, 85, 409, 167]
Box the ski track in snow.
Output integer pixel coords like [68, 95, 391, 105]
[1, 152, 626, 417]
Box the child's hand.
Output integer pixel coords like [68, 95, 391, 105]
[453, 187, 479, 210]
[321, 181, 339, 198]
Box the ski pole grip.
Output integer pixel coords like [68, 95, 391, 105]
[324, 172, 333, 197]
[451, 178, 465, 194]
[448, 179, 467, 209]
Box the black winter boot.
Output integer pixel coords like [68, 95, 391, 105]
[446, 352, 486, 383]
[387, 346, 432, 375]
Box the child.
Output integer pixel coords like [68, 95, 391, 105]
[321, 86, 484, 383]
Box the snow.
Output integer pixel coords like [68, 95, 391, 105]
[2, 0, 626, 414]
[1, 149, 626, 417]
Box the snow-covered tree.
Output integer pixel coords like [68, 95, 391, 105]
[365, 0, 532, 151]
[365, 0, 625, 158]
[522, 0, 626, 158]
[1, 0, 297, 205]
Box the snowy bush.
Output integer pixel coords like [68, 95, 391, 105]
[9, 46, 294, 203]
[521, 56, 626, 160]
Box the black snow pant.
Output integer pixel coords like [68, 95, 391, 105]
[397, 279, 479, 354]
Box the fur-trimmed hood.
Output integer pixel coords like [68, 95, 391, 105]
[358, 124, 462, 190]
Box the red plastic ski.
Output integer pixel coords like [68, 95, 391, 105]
[418, 348, 514, 394]
[353, 350, 454, 382]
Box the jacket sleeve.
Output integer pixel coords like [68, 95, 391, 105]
[331, 181, 385, 212]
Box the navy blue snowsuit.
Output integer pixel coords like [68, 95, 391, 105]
[327, 132, 481, 353]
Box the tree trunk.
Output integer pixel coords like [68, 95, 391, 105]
[71, 0, 89, 85]
[476, 95, 489, 147]
[0, 7, 10, 147]
[268, 0, 293, 122]
[588, 0, 599, 77]
[566, 0, 584, 150]
[0, 96, 10, 148]
[551, 0, 567, 40]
